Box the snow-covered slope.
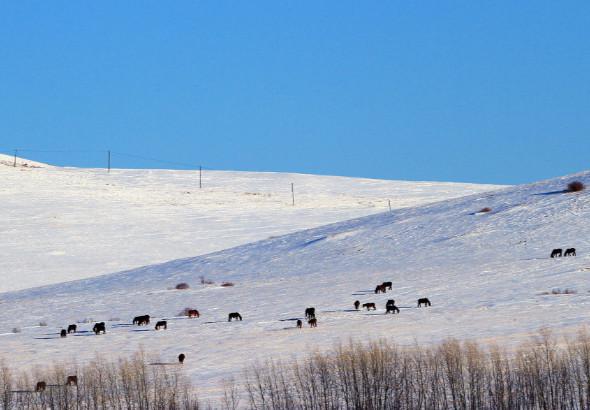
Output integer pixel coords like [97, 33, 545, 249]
[0, 153, 499, 291]
[0, 169, 587, 399]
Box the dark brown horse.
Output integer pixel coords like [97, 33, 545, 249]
[375, 284, 386, 294]
[363, 303, 377, 311]
[296, 319, 303, 328]
[417, 298, 431, 307]
[60, 329, 67, 338]
[228, 312, 242, 321]
[386, 305, 400, 314]
[133, 315, 150, 326]
[35, 381, 46, 392]
[178, 354, 186, 364]
[66, 376, 78, 386]
[155, 321, 167, 330]
[187, 309, 200, 318]
[305, 307, 316, 319]
[564, 248, 576, 257]
[551, 248, 563, 258]
[382, 281, 393, 290]
[308, 318, 317, 328]
[93, 322, 106, 335]
[354, 300, 360, 310]
[67, 324, 77, 334]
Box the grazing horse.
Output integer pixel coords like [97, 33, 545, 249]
[133, 315, 150, 326]
[363, 303, 377, 311]
[296, 319, 303, 328]
[178, 354, 185, 364]
[354, 300, 360, 310]
[382, 281, 393, 290]
[375, 284, 386, 294]
[228, 312, 242, 321]
[417, 298, 431, 307]
[35, 381, 46, 392]
[551, 249, 563, 258]
[155, 321, 167, 330]
[308, 318, 317, 328]
[305, 307, 316, 319]
[60, 329, 67, 338]
[564, 248, 576, 257]
[66, 376, 78, 386]
[93, 322, 106, 335]
[386, 299, 396, 308]
[386, 305, 400, 314]
[67, 324, 77, 334]
[187, 309, 200, 318]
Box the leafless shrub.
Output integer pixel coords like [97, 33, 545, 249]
[220, 282, 234, 287]
[38, 322, 47, 327]
[479, 207, 492, 213]
[540, 288, 577, 295]
[0, 351, 200, 409]
[241, 332, 590, 409]
[11, 328, 20, 334]
[178, 307, 198, 317]
[175, 282, 190, 290]
[567, 181, 585, 192]
[200, 276, 214, 285]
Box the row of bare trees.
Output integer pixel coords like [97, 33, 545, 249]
[4, 331, 590, 409]
[0, 352, 200, 409]
[239, 331, 590, 410]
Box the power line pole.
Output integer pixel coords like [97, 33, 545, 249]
[388, 199, 392, 212]
[199, 165, 202, 189]
[107, 150, 111, 173]
[291, 183, 295, 206]
[13, 149, 17, 167]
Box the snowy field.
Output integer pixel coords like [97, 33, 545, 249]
[0, 153, 498, 292]
[4, 157, 590, 401]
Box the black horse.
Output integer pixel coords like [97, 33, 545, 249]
[386, 305, 400, 314]
[178, 354, 185, 364]
[155, 320, 167, 330]
[67, 324, 77, 334]
[133, 315, 150, 326]
[93, 322, 106, 335]
[551, 249, 563, 258]
[305, 307, 316, 319]
[375, 284, 386, 294]
[382, 281, 393, 290]
[60, 329, 67, 338]
[296, 319, 303, 328]
[417, 298, 431, 307]
[228, 312, 242, 321]
[363, 303, 377, 311]
[564, 248, 576, 257]
[308, 318, 317, 328]
[386, 299, 396, 308]
[354, 300, 360, 310]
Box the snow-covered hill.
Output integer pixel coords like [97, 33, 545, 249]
[0, 153, 499, 291]
[0, 168, 587, 400]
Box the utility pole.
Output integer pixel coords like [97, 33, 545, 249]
[388, 199, 392, 212]
[199, 165, 202, 189]
[13, 149, 17, 167]
[107, 150, 111, 173]
[291, 183, 295, 206]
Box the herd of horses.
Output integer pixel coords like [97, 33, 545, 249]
[551, 247, 576, 258]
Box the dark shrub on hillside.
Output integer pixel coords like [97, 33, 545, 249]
[175, 282, 190, 290]
[567, 181, 585, 192]
[220, 282, 235, 287]
[479, 207, 492, 213]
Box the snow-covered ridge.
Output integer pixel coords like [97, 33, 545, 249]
[0, 155, 500, 291]
[0, 170, 587, 398]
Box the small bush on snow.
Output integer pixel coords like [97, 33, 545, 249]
[221, 282, 235, 287]
[567, 181, 585, 192]
[175, 282, 190, 290]
[479, 207, 492, 213]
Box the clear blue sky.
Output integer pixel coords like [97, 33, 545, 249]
[0, 2, 588, 184]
